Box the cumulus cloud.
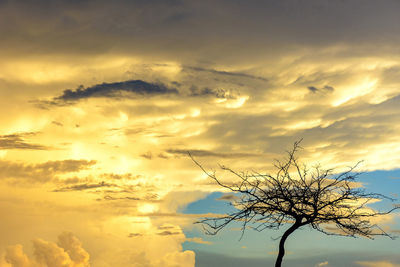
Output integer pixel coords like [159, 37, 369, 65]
[56, 232, 90, 267]
[2, 232, 89, 267]
[3, 245, 30, 267]
[33, 238, 75, 267]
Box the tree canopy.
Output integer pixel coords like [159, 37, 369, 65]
[190, 141, 399, 267]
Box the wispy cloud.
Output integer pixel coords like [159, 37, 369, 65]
[166, 148, 260, 158]
[156, 230, 182, 236]
[307, 85, 335, 93]
[0, 159, 96, 183]
[53, 181, 116, 192]
[184, 66, 268, 82]
[0, 132, 50, 150]
[216, 194, 238, 202]
[185, 237, 212, 245]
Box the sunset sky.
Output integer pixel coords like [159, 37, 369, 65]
[1, 1, 400, 266]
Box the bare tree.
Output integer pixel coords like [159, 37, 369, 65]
[190, 141, 399, 267]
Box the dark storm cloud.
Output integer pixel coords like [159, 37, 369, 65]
[0, 132, 50, 150]
[50, 80, 178, 104]
[166, 149, 260, 159]
[2, 0, 400, 62]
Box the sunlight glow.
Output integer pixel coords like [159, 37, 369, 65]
[138, 203, 158, 214]
[223, 95, 249, 108]
[285, 119, 322, 130]
[332, 78, 377, 106]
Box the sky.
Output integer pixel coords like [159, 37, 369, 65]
[0, 0, 400, 266]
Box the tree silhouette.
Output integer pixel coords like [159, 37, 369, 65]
[190, 141, 399, 267]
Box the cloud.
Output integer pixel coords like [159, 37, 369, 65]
[188, 86, 242, 100]
[3, 244, 30, 267]
[127, 233, 143, 238]
[216, 194, 238, 202]
[152, 251, 195, 267]
[56, 232, 90, 267]
[125, 250, 195, 267]
[99, 195, 142, 202]
[185, 237, 212, 245]
[2, 232, 90, 267]
[184, 66, 268, 82]
[99, 173, 141, 181]
[0, 159, 96, 183]
[33, 238, 76, 267]
[0, 132, 50, 150]
[1, 2, 400, 266]
[316, 261, 329, 267]
[2, 0, 400, 64]
[167, 149, 260, 159]
[46, 80, 178, 105]
[159, 191, 209, 214]
[53, 181, 116, 192]
[140, 151, 153, 160]
[307, 85, 335, 93]
[157, 230, 182, 236]
[356, 261, 400, 267]
[51, 121, 64, 127]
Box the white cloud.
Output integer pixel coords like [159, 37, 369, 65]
[152, 250, 195, 267]
[1, 233, 89, 267]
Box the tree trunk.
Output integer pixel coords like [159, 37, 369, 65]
[274, 222, 301, 267]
